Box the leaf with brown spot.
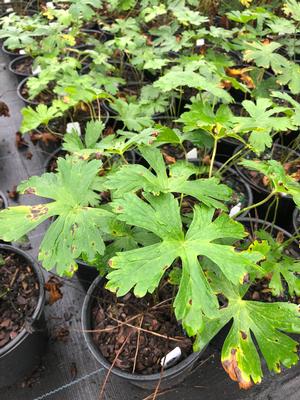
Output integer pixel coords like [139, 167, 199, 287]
[194, 284, 300, 389]
[0, 157, 112, 276]
[24, 187, 36, 195]
[106, 193, 263, 337]
[28, 205, 49, 220]
[222, 349, 253, 389]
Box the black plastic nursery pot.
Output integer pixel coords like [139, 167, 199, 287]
[0, 192, 8, 244]
[1, 43, 25, 60]
[0, 244, 47, 388]
[76, 259, 100, 291]
[82, 275, 203, 391]
[75, 29, 107, 50]
[292, 208, 299, 235]
[17, 76, 52, 106]
[8, 55, 34, 82]
[234, 143, 300, 230]
[0, 7, 36, 19]
[0, 190, 8, 210]
[217, 137, 239, 159]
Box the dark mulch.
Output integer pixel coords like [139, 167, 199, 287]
[20, 82, 55, 105]
[14, 57, 33, 75]
[0, 250, 39, 348]
[91, 283, 192, 375]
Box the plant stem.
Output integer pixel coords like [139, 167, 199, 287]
[233, 191, 276, 219]
[209, 136, 218, 178]
[217, 147, 244, 175]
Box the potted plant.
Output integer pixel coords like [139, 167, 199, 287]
[0, 136, 299, 390]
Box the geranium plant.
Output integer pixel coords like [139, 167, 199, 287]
[0, 0, 299, 393]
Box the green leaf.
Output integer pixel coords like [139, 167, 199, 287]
[240, 159, 300, 207]
[244, 41, 289, 74]
[283, 0, 300, 21]
[20, 104, 63, 133]
[267, 259, 300, 297]
[271, 90, 300, 126]
[267, 17, 296, 35]
[106, 192, 263, 335]
[227, 10, 258, 23]
[84, 120, 105, 148]
[277, 62, 300, 95]
[63, 132, 85, 154]
[178, 102, 234, 133]
[106, 146, 233, 209]
[111, 98, 153, 131]
[254, 230, 300, 297]
[195, 283, 300, 388]
[233, 98, 292, 153]
[60, 0, 101, 20]
[154, 70, 233, 103]
[172, 4, 208, 26]
[0, 156, 112, 275]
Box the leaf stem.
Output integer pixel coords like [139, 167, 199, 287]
[209, 136, 218, 178]
[233, 191, 276, 219]
[217, 147, 244, 175]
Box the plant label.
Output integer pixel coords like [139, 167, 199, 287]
[160, 346, 182, 369]
[19, 50, 26, 55]
[186, 148, 198, 161]
[32, 66, 42, 76]
[46, 2, 55, 9]
[229, 202, 242, 217]
[196, 39, 205, 47]
[67, 122, 81, 137]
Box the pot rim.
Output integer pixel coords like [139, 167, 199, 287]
[237, 216, 294, 240]
[0, 244, 45, 357]
[8, 54, 33, 77]
[17, 76, 40, 106]
[0, 191, 8, 209]
[292, 208, 299, 234]
[82, 275, 201, 382]
[1, 42, 22, 57]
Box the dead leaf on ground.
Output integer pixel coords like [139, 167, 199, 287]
[30, 132, 60, 145]
[0, 101, 10, 117]
[7, 185, 19, 201]
[25, 151, 33, 160]
[70, 362, 77, 380]
[15, 132, 28, 149]
[45, 276, 63, 305]
[52, 326, 70, 342]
